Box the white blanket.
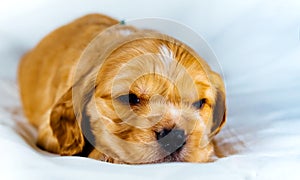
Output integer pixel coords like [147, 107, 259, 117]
[1, 0, 300, 179]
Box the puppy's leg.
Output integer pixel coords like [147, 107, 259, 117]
[89, 149, 124, 164]
[36, 121, 60, 154]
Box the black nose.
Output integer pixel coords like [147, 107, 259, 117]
[156, 128, 186, 153]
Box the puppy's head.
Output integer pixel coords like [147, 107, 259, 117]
[50, 29, 226, 164]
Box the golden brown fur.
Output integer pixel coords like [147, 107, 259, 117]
[18, 14, 226, 164]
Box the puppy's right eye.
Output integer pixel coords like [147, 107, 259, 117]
[192, 99, 206, 109]
[117, 93, 140, 105]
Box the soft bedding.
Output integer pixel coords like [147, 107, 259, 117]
[0, 0, 300, 179]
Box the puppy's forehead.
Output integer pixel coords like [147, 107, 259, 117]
[96, 39, 213, 98]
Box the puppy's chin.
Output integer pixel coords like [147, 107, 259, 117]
[149, 146, 187, 164]
[87, 138, 214, 164]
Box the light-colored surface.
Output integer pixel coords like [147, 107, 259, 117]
[0, 0, 300, 179]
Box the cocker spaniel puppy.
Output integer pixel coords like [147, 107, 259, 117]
[18, 14, 226, 164]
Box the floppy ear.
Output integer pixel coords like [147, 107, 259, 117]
[210, 73, 227, 136]
[50, 88, 84, 155]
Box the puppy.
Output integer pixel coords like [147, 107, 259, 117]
[18, 14, 226, 164]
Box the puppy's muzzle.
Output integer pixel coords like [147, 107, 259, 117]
[156, 129, 186, 153]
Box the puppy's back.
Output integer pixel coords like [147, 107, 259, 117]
[18, 14, 118, 127]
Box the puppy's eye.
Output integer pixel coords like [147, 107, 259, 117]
[192, 99, 206, 109]
[117, 93, 140, 105]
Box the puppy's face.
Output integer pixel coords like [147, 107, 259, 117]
[84, 38, 226, 164]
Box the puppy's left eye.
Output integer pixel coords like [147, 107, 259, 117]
[192, 99, 206, 109]
[117, 93, 140, 105]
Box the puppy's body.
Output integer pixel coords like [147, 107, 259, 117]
[18, 14, 226, 164]
[19, 14, 119, 154]
[19, 14, 118, 127]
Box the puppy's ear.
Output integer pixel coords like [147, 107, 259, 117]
[210, 73, 227, 136]
[50, 88, 84, 155]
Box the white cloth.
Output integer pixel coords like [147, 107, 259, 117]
[0, 0, 300, 179]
